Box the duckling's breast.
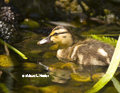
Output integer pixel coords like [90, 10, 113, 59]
[57, 47, 72, 62]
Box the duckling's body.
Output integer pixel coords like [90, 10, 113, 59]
[56, 39, 114, 66]
[37, 26, 114, 66]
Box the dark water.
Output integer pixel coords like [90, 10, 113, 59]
[0, 61, 120, 93]
[0, 30, 120, 92]
[0, 0, 120, 93]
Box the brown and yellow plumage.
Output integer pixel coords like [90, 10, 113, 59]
[37, 26, 114, 66]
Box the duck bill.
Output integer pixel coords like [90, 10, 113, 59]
[37, 36, 52, 45]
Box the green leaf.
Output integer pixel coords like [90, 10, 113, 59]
[111, 77, 120, 92]
[91, 35, 117, 47]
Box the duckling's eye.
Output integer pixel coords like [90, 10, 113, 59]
[53, 32, 58, 36]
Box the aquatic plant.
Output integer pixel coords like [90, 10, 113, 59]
[91, 35, 117, 47]
[0, 0, 24, 43]
[112, 77, 120, 92]
[0, 38, 27, 59]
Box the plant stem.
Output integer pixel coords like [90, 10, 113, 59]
[0, 39, 28, 59]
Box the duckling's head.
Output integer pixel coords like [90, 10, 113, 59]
[37, 26, 73, 48]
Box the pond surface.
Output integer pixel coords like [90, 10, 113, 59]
[1, 0, 120, 93]
[0, 26, 120, 93]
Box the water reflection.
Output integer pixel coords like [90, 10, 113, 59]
[49, 63, 108, 84]
[0, 61, 120, 93]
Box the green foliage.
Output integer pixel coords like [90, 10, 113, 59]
[91, 35, 117, 47]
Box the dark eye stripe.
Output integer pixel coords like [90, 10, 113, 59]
[50, 32, 68, 37]
[53, 32, 58, 36]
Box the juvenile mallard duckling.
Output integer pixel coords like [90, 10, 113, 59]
[37, 26, 114, 66]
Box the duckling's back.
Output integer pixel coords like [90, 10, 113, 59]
[59, 39, 114, 66]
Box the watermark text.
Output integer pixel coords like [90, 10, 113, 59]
[22, 74, 49, 78]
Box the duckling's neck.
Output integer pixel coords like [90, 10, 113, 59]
[59, 44, 71, 49]
[58, 40, 73, 49]
[57, 38, 74, 60]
